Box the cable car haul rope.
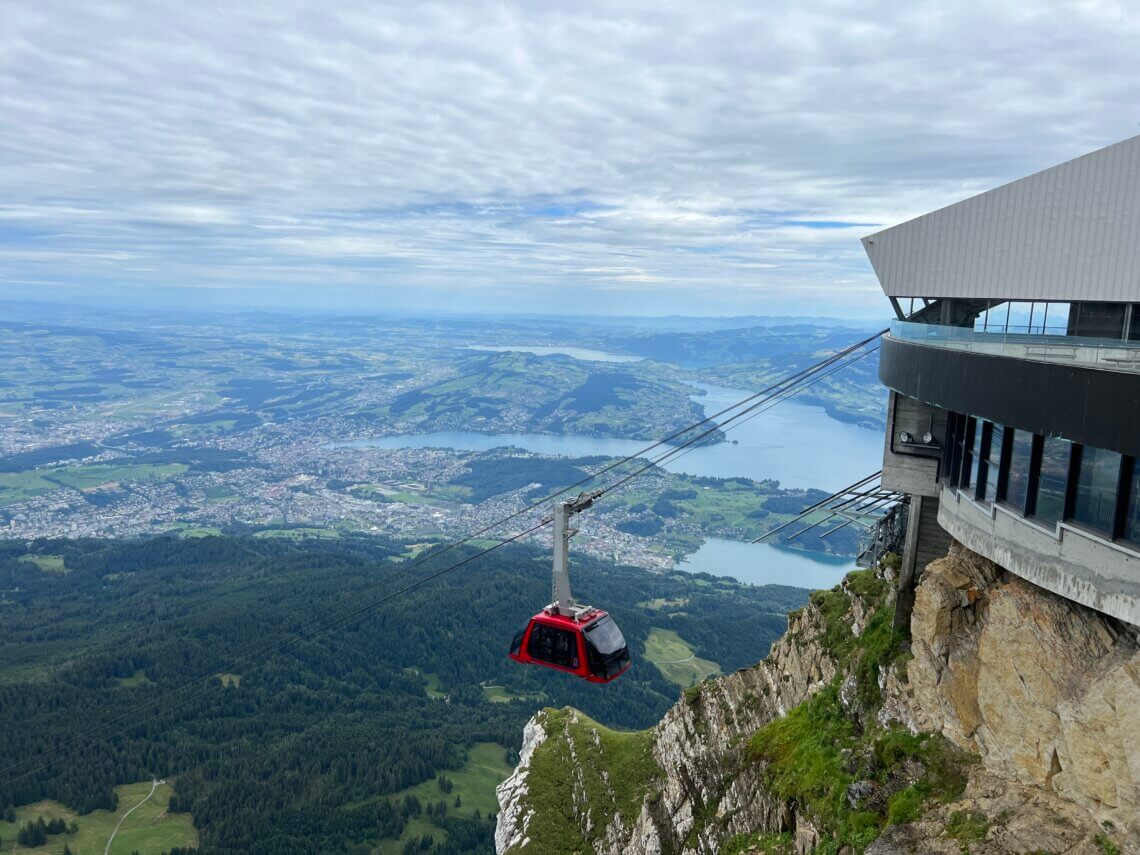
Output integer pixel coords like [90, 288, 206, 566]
[1, 329, 885, 787]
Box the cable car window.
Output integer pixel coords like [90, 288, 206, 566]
[583, 616, 626, 655]
[527, 624, 579, 669]
[509, 627, 526, 658]
[583, 616, 630, 679]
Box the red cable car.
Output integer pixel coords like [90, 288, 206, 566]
[508, 491, 632, 683]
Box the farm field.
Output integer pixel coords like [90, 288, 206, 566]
[643, 627, 721, 687]
[0, 463, 187, 506]
[0, 780, 197, 855]
[482, 685, 546, 704]
[376, 742, 514, 854]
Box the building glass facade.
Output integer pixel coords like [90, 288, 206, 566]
[1125, 462, 1140, 547]
[1005, 429, 1032, 512]
[943, 415, 1136, 551]
[982, 423, 1004, 502]
[1072, 446, 1122, 535]
[1034, 436, 1071, 524]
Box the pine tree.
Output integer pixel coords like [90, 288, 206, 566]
[454, 794, 461, 808]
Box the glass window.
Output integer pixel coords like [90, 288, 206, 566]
[528, 624, 579, 669]
[982, 424, 1003, 502]
[1070, 302, 1127, 339]
[1005, 429, 1033, 512]
[510, 626, 526, 657]
[583, 615, 626, 655]
[1072, 446, 1122, 534]
[583, 616, 630, 679]
[1124, 462, 1140, 545]
[1032, 436, 1071, 524]
[943, 413, 963, 486]
[965, 419, 982, 490]
[1006, 302, 1032, 334]
[1042, 302, 1071, 336]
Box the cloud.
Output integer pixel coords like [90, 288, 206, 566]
[1, 0, 1138, 316]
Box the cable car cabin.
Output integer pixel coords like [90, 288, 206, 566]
[509, 608, 631, 683]
[511, 491, 631, 682]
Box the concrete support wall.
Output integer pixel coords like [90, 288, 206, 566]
[881, 392, 942, 497]
[894, 493, 954, 630]
[938, 486, 1140, 627]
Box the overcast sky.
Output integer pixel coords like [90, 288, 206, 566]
[2, 1, 1138, 318]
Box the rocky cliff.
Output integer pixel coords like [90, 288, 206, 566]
[495, 544, 1139, 854]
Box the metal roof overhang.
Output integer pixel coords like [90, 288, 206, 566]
[862, 135, 1140, 303]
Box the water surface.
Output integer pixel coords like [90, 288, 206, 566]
[333, 384, 881, 491]
[464, 345, 642, 363]
[673, 536, 852, 589]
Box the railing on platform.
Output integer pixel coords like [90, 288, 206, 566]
[857, 498, 908, 569]
[889, 320, 1140, 373]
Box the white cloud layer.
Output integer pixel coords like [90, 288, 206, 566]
[2, 0, 1139, 315]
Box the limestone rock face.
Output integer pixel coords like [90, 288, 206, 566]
[496, 573, 862, 854]
[906, 543, 1140, 838]
[497, 544, 1139, 854]
[494, 716, 547, 854]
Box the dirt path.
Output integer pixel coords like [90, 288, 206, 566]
[104, 779, 158, 855]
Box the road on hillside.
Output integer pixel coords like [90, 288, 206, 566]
[104, 779, 159, 855]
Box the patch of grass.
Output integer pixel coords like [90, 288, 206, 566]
[747, 684, 973, 853]
[116, 669, 153, 688]
[252, 526, 341, 540]
[747, 684, 878, 851]
[518, 709, 659, 854]
[377, 740, 513, 854]
[481, 685, 545, 704]
[48, 462, 188, 491]
[722, 831, 795, 854]
[809, 587, 854, 655]
[404, 668, 446, 699]
[400, 541, 439, 560]
[643, 627, 720, 688]
[218, 673, 241, 688]
[0, 470, 58, 505]
[852, 605, 908, 712]
[886, 785, 924, 824]
[170, 524, 225, 538]
[1095, 833, 1122, 855]
[945, 809, 989, 842]
[0, 780, 197, 855]
[18, 554, 68, 574]
[637, 596, 690, 611]
[376, 816, 447, 855]
[845, 569, 888, 603]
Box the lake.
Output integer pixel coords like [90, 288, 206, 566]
[332, 378, 882, 590]
[675, 537, 853, 589]
[333, 385, 881, 492]
[464, 345, 643, 363]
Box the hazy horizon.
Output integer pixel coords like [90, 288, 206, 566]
[5, 2, 1140, 318]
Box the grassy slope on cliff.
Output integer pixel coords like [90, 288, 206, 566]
[745, 567, 973, 854]
[506, 563, 975, 855]
[514, 709, 659, 855]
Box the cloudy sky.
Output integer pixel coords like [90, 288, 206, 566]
[2, 1, 1138, 318]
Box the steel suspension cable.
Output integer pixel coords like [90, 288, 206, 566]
[0, 329, 886, 785]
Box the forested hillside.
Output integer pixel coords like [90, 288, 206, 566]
[0, 535, 806, 853]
